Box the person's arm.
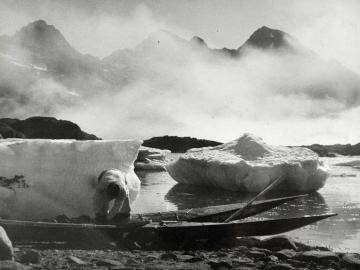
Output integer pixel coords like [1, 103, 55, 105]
[107, 188, 130, 220]
[93, 189, 109, 222]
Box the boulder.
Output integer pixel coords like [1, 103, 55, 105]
[0, 226, 13, 261]
[275, 249, 296, 259]
[166, 133, 328, 192]
[261, 236, 297, 251]
[18, 249, 40, 264]
[296, 250, 339, 264]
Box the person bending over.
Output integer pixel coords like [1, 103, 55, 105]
[93, 169, 131, 223]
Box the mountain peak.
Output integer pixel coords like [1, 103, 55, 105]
[244, 26, 292, 49]
[190, 36, 207, 47]
[13, 19, 74, 55]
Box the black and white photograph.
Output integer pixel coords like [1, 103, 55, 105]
[0, 0, 359, 269]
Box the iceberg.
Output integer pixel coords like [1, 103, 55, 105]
[166, 134, 328, 192]
[0, 139, 142, 220]
[135, 146, 171, 171]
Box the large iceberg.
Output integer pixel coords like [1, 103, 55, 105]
[166, 134, 328, 192]
[0, 139, 142, 220]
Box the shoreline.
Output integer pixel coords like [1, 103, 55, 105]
[10, 235, 360, 270]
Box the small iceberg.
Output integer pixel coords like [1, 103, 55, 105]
[135, 146, 170, 171]
[166, 134, 328, 192]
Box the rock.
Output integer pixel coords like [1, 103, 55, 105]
[249, 250, 266, 259]
[166, 134, 328, 192]
[143, 135, 221, 153]
[236, 266, 258, 270]
[159, 253, 178, 260]
[67, 255, 88, 265]
[261, 236, 297, 251]
[0, 122, 25, 139]
[18, 249, 40, 264]
[125, 258, 138, 265]
[73, 215, 92, 223]
[267, 255, 279, 262]
[296, 250, 339, 264]
[0, 117, 99, 140]
[0, 261, 31, 270]
[144, 255, 158, 262]
[236, 237, 261, 248]
[341, 253, 360, 270]
[207, 260, 232, 269]
[265, 264, 295, 270]
[285, 259, 308, 268]
[0, 226, 14, 261]
[236, 246, 250, 255]
[185, 256, 203, 263]
[96, 258, 124, 267]
[275, 249, 296, 259]
[55, 214, 71, 223]
[251, 247, 272, 255]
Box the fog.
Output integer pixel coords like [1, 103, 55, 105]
[58, 33, 360, 145]
[1, 1, 360, 145]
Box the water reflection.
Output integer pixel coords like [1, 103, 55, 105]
[165, 183, 254, 210]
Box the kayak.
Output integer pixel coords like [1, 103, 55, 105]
[135, 195, 305, 222]
[0, 213, 336, 243]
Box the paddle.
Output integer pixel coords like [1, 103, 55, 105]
[224, 174, 286, 223]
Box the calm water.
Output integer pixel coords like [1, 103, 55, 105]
[132, 156, 360, 252]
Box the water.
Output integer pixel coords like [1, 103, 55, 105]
[132, 156, 360, 252]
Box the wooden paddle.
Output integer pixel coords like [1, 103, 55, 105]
[224, 174, 286, 223]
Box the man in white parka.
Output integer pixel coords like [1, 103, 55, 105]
[93, 169, 132, 223]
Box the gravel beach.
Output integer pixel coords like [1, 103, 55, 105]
[6, 235, 360, 270]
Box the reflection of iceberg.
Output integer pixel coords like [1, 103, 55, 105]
[167, 134, 329, 192]
[166, 183, 254, 210]
[0, 139, 141, 220]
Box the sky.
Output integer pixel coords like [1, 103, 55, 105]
[0, 0, 360, 145]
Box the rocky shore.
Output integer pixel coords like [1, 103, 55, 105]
[1, 235, 358, 270]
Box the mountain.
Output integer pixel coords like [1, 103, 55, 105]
[243, 26, 293, 50]
[0, 116, 99, 140]
[143, 136, 222, 153]
[0, 20, 109, 101]
[1, 20, 360, 137]
[11, 20, 103, 76]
